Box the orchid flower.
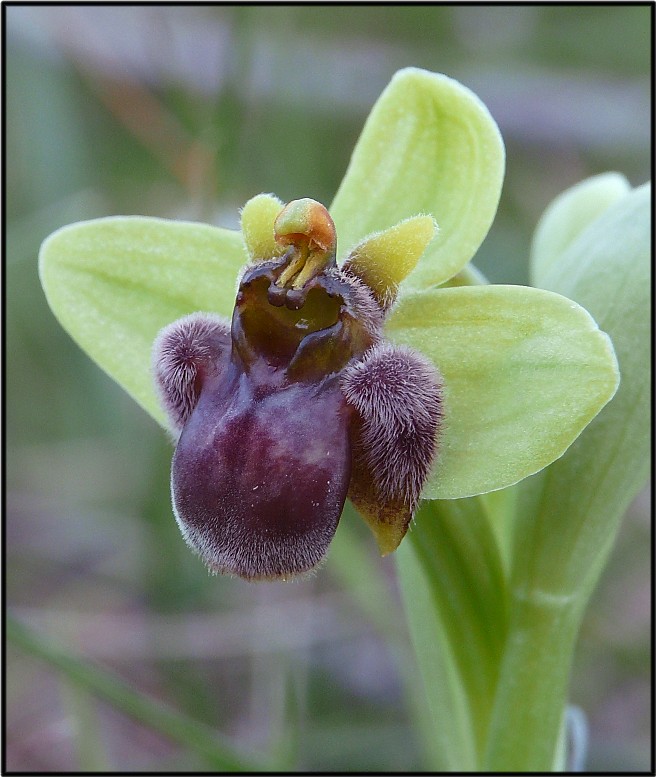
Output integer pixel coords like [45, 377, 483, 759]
[39, 68, 619, 581]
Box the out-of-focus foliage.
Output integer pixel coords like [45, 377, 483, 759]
[6, 5, 650, 771]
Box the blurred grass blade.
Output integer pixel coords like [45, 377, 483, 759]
[39, 216, 247, 427]
[484, 182, 651, 771]
[330, 68, 504, 288]
[60, 681, 111, 771]
[396, 498, 509, 769]
[7, 616, 264, 772]
[328, 503, 402, 637]
[386, 284, 619, 499]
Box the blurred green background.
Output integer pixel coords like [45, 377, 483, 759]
[6, 5, 651, 772]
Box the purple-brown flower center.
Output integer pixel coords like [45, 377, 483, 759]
[171, 215, 380, 580]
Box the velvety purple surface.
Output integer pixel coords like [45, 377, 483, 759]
[173, 360, 352, 580]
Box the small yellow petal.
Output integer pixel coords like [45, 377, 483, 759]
[240, 193, 286, 261]
[343, 215, 438, 310]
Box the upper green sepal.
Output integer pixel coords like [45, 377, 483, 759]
[330, 67, 505, 289]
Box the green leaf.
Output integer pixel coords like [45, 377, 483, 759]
[483, 182, 651, 772]
[386, 284, 619, 499]
[519, 181, 652, 597]
[396, 497, 508, 770]
[531, 172, 630, 285]
[39, 216, 247, 426]
[330, 68, 504, 288]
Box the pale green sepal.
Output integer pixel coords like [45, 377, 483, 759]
[531, 172, 630, 286]
[330, 68, 505, 288]
[386, 284, 619, 499]
[240, 193, 286, 260]
[39, 216, 247, 426]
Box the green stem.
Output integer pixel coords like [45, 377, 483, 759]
[7, 616, 265, 772]
[482, 591, 584, 771]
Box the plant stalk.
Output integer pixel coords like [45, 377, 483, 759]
[482, 589, 585, 771]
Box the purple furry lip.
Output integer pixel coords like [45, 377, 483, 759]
[172, 363, 352, 580]
[153, 200, 443, 580]
[170, 258, 363, 580]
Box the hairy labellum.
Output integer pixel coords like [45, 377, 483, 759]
[153, 198, 443, 580]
